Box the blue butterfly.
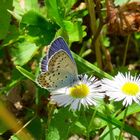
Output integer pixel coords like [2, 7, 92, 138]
[36, 37, 78, 91]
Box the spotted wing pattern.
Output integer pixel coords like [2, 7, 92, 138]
[40, 37, 75, 72]
[36, 50, 78, 90]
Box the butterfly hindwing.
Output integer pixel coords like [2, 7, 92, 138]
[36, 70, 77, 90]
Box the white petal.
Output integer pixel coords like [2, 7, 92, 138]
[102, 72, 140, 107]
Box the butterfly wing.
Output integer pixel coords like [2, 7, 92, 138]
[36, 50, 78, 90]
[40, 37, 75, 72]
[40, 54, 48, 72]
[48, 37, 75, 63]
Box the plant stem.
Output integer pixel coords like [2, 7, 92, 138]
[83, 110, 90, 140]
[118, 107, 128, 140]
[123, 34, 131, 66]
[101, 46, 113, 72]
[88, 108, 97, 133]
[85, 0, 103, 68]
[92, 0, 106, 47]
[105, 104, 114, 140]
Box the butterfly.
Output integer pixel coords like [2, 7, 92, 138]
[36, 37, 78, 91]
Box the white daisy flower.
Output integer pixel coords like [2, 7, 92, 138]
[50, 74, 103, 111]
[101, 72, 140, 106]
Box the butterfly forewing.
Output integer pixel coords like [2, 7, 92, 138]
[48, 37, 75, 64]
[40, 55, 48, 72]
[40, 37, 76, 73]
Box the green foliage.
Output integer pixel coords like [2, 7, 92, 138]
[46, 108, 77, 140]
[45, 0, 86, 42]
[26, 117, 42, 139]
[11, 41, 38, 66]
[0, 0, 13, 39]
[0, 0, 140, 139]
[45, 0, 76, 26]
[46, 126, 60, 140]
[20, 10, 60, 45]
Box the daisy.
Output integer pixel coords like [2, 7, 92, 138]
[101, 72, 140, 106]
[50, 74, 103, 111]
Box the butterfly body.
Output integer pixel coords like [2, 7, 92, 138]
[36, 37, 78, 91]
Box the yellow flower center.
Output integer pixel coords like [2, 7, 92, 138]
[69, 84, 90, 98]
[121, 82, 140, 96]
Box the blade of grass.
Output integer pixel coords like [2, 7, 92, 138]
[0, 102, 34, 139]
[73, 52, 112, 79]
[16, 66, 35, 82]
[96, 111, 140, 138]
[0, 79, 21, 94]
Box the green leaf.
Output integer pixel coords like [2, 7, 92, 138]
[45, 0, 64, 26]
[2, 25, 19, 48]
[60, 0, 76, 14]
[45, 0, 77, 26]
[63, 20, 86, 42]
[16, 66, 35, 82]
[0, 0, 13, 39]
[23, 0, 39, 11]
[73, 52, 112, 79]
[10, 41, 38, 65]
[48, 108, 77, 140]
[46, 127, 60, 140]
[69, 113, 88, 136]
[135, 32, 140, 39]
[102, 36, 110, 47]
[12, 0, 39, 21]
[26, 117, 42, 140]
[20, 10, 59, 45]
[116, 104, 140, 120]
[11, 135, 20, 140]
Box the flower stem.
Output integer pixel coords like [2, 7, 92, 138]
[118, 107, 128, 140]
[88, 108, 97, 132]
[105, 104, 114, 140]
[82, 110, 90, 140]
